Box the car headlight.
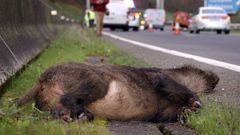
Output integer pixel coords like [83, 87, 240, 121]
[135, 13, 140, 19]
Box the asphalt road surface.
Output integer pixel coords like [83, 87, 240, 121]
[104, 27, 240, 66]
[104, 27, 240, 135]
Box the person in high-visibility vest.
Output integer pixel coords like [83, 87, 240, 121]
[84, 9, 90, 28]
[88, 9, 95, 28]
[84, 9, 95, 28]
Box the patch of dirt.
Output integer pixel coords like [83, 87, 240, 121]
[108, 121, 196, 135]
[158, 123, 196, 135]
[84, 56, 108, 65]
[108, 121, 162, 135]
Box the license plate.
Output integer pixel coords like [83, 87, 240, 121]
[129, 16, 134, 20]
[106, 17, 113, 20]
[210, 16, 219, 20]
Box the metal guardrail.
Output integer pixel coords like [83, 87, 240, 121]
[230, 23, 240, 30]
[0, 0, 77, 87]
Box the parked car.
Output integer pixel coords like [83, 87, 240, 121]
[172, 11, 190, 31]
[128, 8, 141, 31]
[143, 9, 166, 31]
[189, 7, 231, 34]
[103, 0, 129, 31]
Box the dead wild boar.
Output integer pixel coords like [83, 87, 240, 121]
[16, 62, 219, 123]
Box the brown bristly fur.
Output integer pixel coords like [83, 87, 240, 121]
[161, 65, 219, 94]
[16, 62, 219, 123]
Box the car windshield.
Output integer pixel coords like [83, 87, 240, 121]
[202, 9, 226, 14]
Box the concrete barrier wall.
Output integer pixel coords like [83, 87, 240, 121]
[0, 0, 70, 86]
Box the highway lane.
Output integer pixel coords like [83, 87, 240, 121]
[104, 27, 240, 66]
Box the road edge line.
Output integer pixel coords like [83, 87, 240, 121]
[103, 32, 240, 73]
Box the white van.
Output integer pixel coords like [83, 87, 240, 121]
[103, 0, 129, 31]
[144, 9, 166, 31]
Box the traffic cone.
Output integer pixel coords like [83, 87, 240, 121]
[148, 23, 154, 32]
[174, 22, 180, 35]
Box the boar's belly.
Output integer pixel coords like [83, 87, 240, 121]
[86, 80, 158, 121]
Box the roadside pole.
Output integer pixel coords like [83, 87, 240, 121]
[156, 0, 164, 9]
[161, 0, 164, 9]
[86, 0, 90, 9]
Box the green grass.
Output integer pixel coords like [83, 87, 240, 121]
[44, 0, 83, 21]
[0, 26, 146, 135]
[187, 98, 240, 135]
[230, 28, 240, 34]
[53, 2, 83, 21]
[166, 11, 173, 22]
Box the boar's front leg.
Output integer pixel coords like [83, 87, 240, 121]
[60, 77, 109, 121]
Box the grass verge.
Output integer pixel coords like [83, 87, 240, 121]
[53, 2, 83, 21]
[187, 98, 240, 135]
[0, 26, 146, 135]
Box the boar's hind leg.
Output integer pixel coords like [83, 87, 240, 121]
[153, 76, 201, 123]
[60, 78, 108, 120]
[158, 75, 199, 105]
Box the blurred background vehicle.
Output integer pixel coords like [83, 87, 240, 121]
[128, 8, 141, 31]
[172, 11, 190, 31]
[103, 0, 129, 31]
[143, 8, 166, 31]
[189, 7, 231, 34]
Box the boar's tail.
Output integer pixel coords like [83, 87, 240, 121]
[15, 83, 41, 107]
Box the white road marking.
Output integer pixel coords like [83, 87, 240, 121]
[103, 32, 240, 73]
